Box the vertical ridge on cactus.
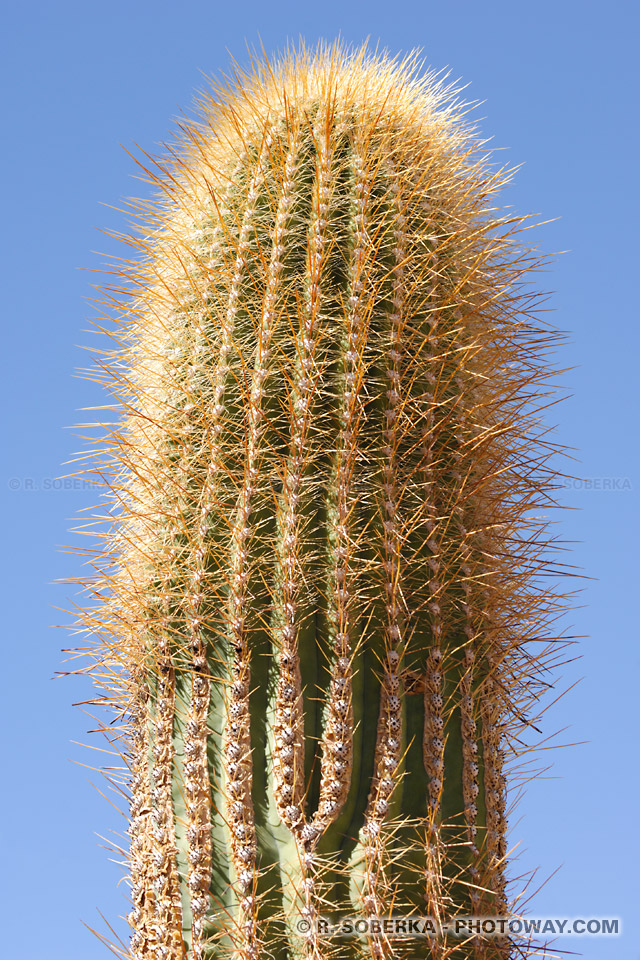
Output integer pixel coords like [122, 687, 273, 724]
[71, 40, 567, 960]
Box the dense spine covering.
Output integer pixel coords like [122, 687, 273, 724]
[73, 43, 565, 960]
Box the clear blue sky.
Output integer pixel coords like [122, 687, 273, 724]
[2, 1, 638, 957]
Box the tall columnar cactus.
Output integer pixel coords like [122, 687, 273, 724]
[76, 43, 562, 960]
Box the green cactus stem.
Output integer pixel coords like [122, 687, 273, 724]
[74, 42, 564, 960]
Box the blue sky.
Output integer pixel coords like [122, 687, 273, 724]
[2, 1, 638, 957]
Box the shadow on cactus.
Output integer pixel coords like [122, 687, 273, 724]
[70, 41, 570, 960]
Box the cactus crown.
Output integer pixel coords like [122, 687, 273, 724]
[74, 42, 564, 960]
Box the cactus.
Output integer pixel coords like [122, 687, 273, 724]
[75, 42, 563, 960]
